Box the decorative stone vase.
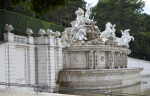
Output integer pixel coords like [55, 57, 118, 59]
[38, 29, 45, 37]
[46, 29, 53, 36]
[54, 31, 61, 38]
[26, 28, 33, 37]
[4, 24, 14, 33]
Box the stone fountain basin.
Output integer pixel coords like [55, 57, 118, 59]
[59, 68, 143, 89]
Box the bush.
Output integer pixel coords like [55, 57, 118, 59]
[0, 9, 65, 40]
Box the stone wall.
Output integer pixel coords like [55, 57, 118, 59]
[59, 68, 143, 89]
[0, 32, 63, 92]
[128, 57, 150, 76]
[0, 43, 6, 88]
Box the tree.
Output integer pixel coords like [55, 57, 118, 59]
[92, 0, 150, 61]
[10, 0, 77, 16]
[37, 0, 86, 27]
[92, 0, 145, 36]
[2, 0, 86, 27]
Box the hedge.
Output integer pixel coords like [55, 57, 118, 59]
[0, 9, 65, 41]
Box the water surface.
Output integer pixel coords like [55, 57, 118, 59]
[60, 77, 150, 96]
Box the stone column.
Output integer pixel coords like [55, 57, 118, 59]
[37, 45, 49, 85]
[56, 38, 63, 71]
[27, 45, 35, 85]
[94, 51, 99, 69]
[3, 32, 14, 42]
[109, 51, 115, 69]
[89, 51, 94, 69]
[37, 36, 51, 90]
[6, 43, 16, 88]
[122, 53, 127, 68]
[48, 46, 56, 92]
[120, 52, 123, 68]
[27, 36, 34, 44]
[116, 53, 121, 68]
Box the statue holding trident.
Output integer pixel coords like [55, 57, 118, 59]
[85, 3, 93, 21]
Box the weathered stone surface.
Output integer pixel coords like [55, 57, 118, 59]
[59, 68, 143, 89]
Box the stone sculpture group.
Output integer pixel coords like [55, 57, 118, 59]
[61, 5, 134, 48]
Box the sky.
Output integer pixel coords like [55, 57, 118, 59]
[84, 0, 150, 14]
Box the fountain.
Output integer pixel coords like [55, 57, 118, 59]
[59, 4, 143, 89]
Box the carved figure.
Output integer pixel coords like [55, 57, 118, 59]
[101, 22, 116, 38]
[75, 8, 85, 22]
[85, 3, 92, 21]
[117, 29, 134, 47]
[61, 30, 69, 45]
[74, 27, 87, 41]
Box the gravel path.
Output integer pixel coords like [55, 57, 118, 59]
[0, 89, 78, 96]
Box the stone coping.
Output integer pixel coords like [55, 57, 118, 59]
[60, 68, 143, 74]
[64, 45, 130, 53]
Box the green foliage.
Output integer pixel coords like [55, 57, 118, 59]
[2, 0, 86, 27]
[46, 0, 86, 27]
[130, 32, 150, 60]
[0, 9, 64, 41]
[10, 0, 77, 16]
[92, 0, 150, 61]
[92, 0, 145, 36]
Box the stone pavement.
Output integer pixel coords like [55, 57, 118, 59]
[0, 89, 78, 96]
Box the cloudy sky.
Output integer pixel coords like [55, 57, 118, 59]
[84, 0, 150, 14]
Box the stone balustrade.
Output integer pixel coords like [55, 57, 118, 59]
[0, 25, 63, 92]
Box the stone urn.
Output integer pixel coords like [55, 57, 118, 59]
[26, 28, 33, 37]
[46, 29, 53, 36]
[54, 31, 61, 38]
[38, 29, 45, 37]
[4, 24, 14, 33]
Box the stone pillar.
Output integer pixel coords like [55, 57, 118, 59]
[63, 51, 67, 69]
[105, 52, 110, 69]
[6, 43, 16, 88]
[116, 53, 121, 68]
[89, 51, 94, 69]
[4, 32, 14, 42]
[27, 45, 35, 85]
[109, 51, 115, 69]
[94, 51, 99, 69]
[27, 36, 34, 44]
[56, 38, 63, 71]
[120, 52, 123, 68]
[48, 46, 56, 92]
[36, 36, 57, 92]
[122, 53, 127, 68]
[37, 45, 49, 85]
[0, 44, 6, 88]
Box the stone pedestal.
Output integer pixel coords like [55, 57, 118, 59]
[37, 37, 48, 44]
[4, 32, 14, 42]
[63, 45, 130, 69]
[27, 36, 34, 44]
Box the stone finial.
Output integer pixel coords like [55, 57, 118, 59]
[46, 29, 53, 36]
[4, 24, 14, 33]
[53, 31, 61, 38]
[26, 28, 33, 37]
[38, 29, 45, 37]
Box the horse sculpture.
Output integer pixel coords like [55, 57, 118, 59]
[117, 29, 134, 47]
[100, 22, 116, 38]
